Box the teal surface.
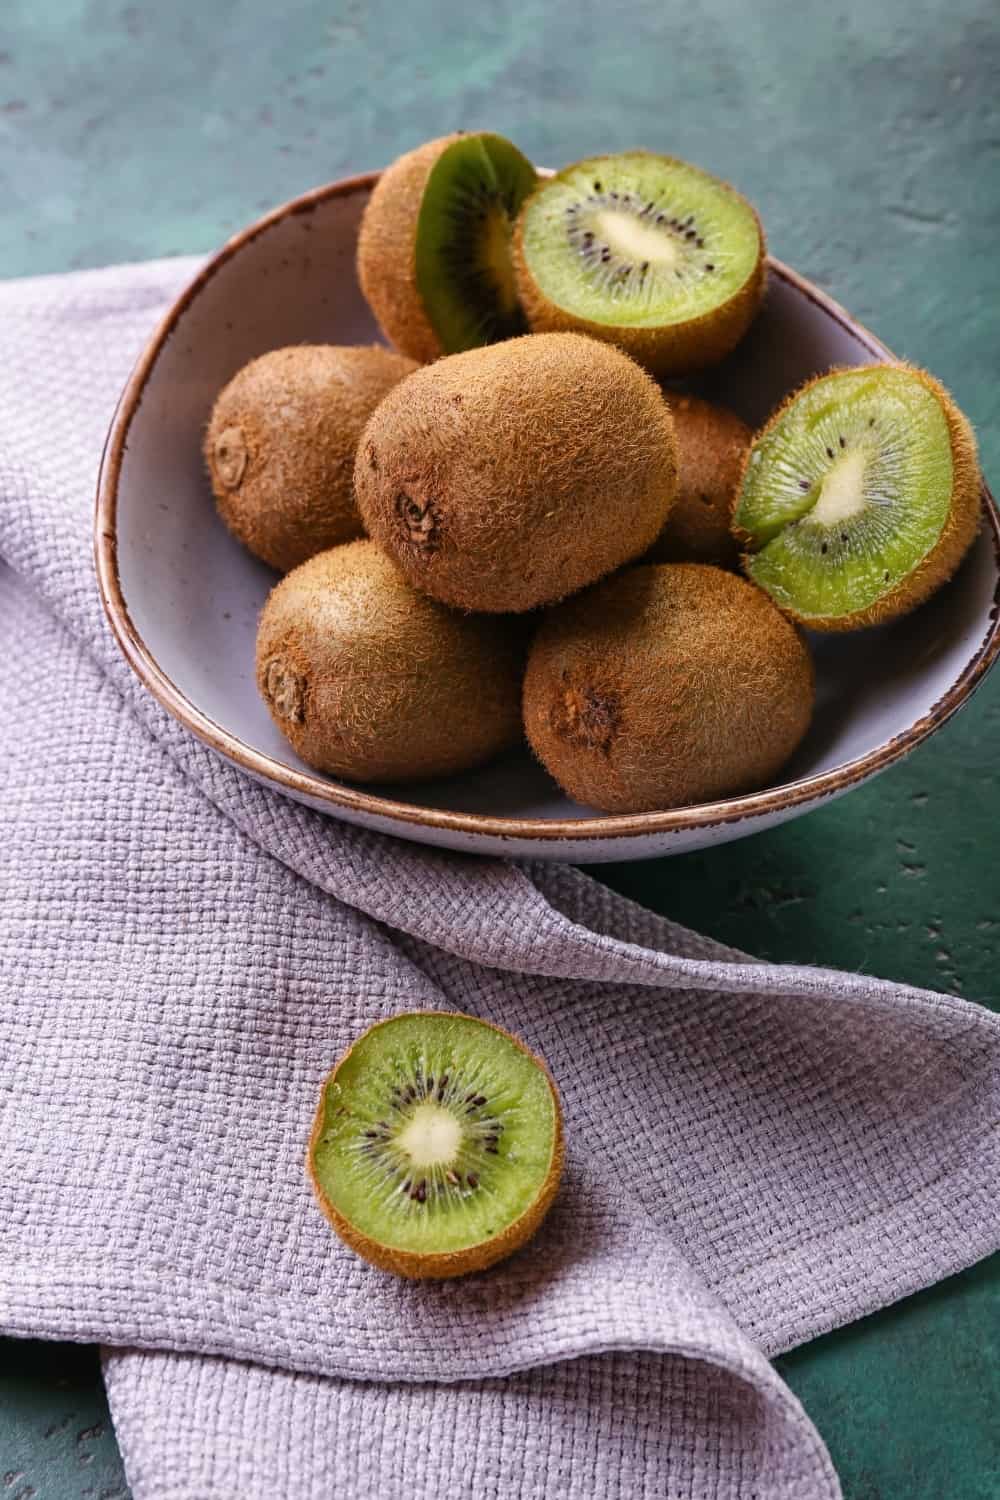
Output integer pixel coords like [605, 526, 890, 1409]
[1, 1, 998, 1496]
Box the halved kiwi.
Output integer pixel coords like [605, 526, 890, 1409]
[308, 1012, 563, 1279]
[514, 151, 765, 376]
[357, 132, 538, 362]
[733, 365, 981, 630]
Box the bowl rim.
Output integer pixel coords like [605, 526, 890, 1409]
[95, 168, 1000, 845]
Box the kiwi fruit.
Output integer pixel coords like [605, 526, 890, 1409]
[513, 151, 766, 377]
[205, 345, 418, 573]
[255, 540, 524, 781]
[646, 395, 751, 565]
[523, 563, 814, 813]
[357, 132, 538, 363]
[355, 332, 678, 613]
[732, 364, 981, 631]
[308, 1011, 564, 1279]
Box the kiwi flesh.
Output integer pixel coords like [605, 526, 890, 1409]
[646, 395, 751, 565]
[255, 540, 524, 781]
[308, 1011, 564, 1279]
[514, 151, 765, 377]
[523, 563, 814, 813]
[357, 132, 538, 363]
[205, 345, 417, 573]
[355, 332, 678, 613]
[733, 365, 981, 630]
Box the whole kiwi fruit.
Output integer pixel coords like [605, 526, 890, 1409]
[646, 394, 751, 565]
[523, 563, 814, 813]
[355, 332, 678, 614]
[256, 540, 524, 781]
[308, 1011, 563, 1279]
[205, 344, 417, 573]
[732, 364, 981, 630]
[357, 132, 538, 363]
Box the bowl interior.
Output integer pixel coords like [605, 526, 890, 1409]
[108, 178, 999, 836]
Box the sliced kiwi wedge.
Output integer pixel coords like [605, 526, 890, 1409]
[514, 151, 765, 376]
[357, 132, 537, 363]
[308, 1012, 563, 1279]
[733, 365, 981, 631]
[416, 133, 538, 350]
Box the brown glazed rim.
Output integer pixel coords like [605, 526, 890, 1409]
[95, 169, 1000, 847]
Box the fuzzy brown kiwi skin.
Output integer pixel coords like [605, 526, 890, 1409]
[205, 345, 418, 573]
[645, 395, 751, 566]
[355, 332, 678, 614]
[733, 363, 982, 632]
[512, 153, 767, 379]
[523, 563, 814, 814]
[255, 540, 525, 781]
[356, 134, 461, 363]
[306, 1012, 565, 1280]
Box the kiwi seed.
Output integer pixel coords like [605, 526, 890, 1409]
[514, 151, 766, 377]
[522, 563, 814, 813]
[646, 394, 751, 565]
[733, 364, 981, 630]
[255, 540, 525, 781]
[205, 345, 418, 573]
[354, 331, 678, 614]
[308, 1011, 564, 1279]
[357, 132, 538, 363]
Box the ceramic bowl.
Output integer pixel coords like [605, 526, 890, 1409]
[95, 171, 1000, 862]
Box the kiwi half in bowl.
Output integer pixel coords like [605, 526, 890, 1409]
[733, 364, 981, 631]
[357, 132, 538, 362]
[514, 151, 765, 376]
[308, 1012, 563, 1279]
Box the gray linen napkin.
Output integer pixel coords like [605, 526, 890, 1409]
[1, 259, 998, 1500]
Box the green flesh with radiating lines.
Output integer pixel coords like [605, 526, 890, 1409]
[312, 1013, 557, 1255]
[519, 152, 760, 328]
[415, 133, 538, 352]
[735, 368, 954, 621]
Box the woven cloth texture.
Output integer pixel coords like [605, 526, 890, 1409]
[1, 259, 998, 1500]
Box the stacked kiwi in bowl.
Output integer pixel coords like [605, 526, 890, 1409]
[205, 130, 982, 818]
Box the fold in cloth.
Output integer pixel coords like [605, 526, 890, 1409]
[0, 260, 997, 1499]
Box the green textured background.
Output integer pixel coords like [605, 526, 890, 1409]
[1, 0, 998, 1495]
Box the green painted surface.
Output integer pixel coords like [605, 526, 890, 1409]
[1, 1, 997, 1495]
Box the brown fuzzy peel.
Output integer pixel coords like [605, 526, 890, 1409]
[255, 540, 525, 780]
[355, 332, 678, 614]
[205, 344, 418, 572]
[523, 563, 814, 813]
[356, 135, 461, 363]
[645, 395, 751, 566]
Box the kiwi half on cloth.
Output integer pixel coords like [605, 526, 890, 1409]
[514, 151, 765, 377]
[733, 365, 981, 630]
[355, 332, 677, 613]
[523, 563, 814, 814]
[255, 540, 524, 781]
[308, 1012, 564, 1279]
[205, 345, 417, 572]
[358, 132, 538, 363]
